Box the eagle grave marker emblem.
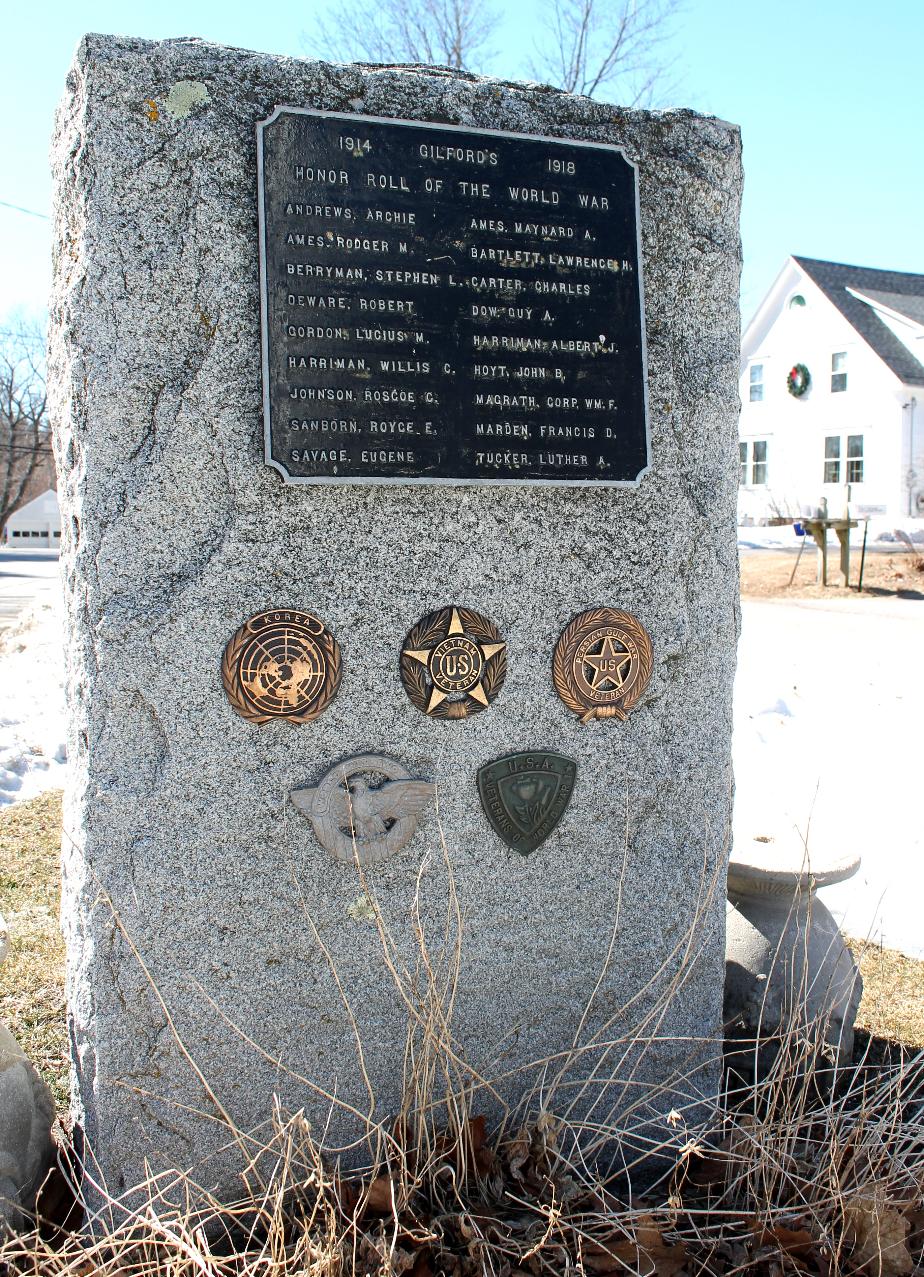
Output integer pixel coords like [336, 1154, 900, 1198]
[291, 754, 436, 865]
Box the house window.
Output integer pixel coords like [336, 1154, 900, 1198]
[739, 440, 768, 485]
[824, 436, 841, 483]
[831, 351, 848, 392]
[749, 363, 764, 402]
[846, 434, 864, 483]
[789, 294, 806, 309]
[752, 440, 768, 485]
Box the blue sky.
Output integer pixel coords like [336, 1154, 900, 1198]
[1, 0, 920, 327]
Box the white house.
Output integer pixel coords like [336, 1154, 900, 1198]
[3, 488, 61, 548]
[739, 257, 924, 525]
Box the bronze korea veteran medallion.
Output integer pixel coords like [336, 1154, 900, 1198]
[222, 609, 342, 724]
[478, 751, 576, 855]
[552, 607, 652, 723]
[401, 606, 506, 719]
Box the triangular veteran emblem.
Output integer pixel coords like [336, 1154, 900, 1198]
[477, 751, 577, 855]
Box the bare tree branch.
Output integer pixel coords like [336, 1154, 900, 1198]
[529, 0, 682, 104]
[306, 0, 500, 72]
[0, 324, 53, 533]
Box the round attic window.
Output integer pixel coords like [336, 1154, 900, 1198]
[789, 294, 806, 309]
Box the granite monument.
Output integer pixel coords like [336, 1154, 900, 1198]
[50, 34, 741, 1204]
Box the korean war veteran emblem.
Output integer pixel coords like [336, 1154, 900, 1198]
[291, 754, 436, 865]
[552, 607, 653, 723]
[477, 751, 576, 855]
[222, 608, 341, 725]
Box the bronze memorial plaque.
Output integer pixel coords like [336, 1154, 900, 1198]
[257, 108, 649, 486]
[552, 607, 653, 722]
[222, 608, 342, 724]
[401, 606, 506, 719]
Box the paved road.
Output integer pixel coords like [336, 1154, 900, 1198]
[0, 550, 61, 629]
[735, 594, 924, 957]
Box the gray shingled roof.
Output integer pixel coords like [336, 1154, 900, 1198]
[851, 288, 924, 328]
[793, 256, 924, 386]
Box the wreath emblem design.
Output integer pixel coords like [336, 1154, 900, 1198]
[221, 609, 342, 725]
[552, 607, 653, 723]
[400, 606, 506, 719]
[787, 363, 811, 398]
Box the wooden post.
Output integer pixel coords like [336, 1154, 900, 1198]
[837, 527, 850, 587]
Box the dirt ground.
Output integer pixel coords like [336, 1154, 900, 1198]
[739, 547, 924, 601]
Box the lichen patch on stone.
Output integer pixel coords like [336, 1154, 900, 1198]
[346, 895, 377, 923]
[164, 80, 210, 119]
[144, 99, 159, 123]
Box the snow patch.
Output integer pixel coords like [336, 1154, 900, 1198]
[734, 598, 924, 959]
[0, 598, 67, 806]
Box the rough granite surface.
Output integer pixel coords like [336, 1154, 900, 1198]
[49, 34, 742, 1205]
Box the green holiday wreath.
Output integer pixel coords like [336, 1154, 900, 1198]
[787, 363, 811, 397]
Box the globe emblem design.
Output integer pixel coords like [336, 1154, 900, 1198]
[239, 629, 325, 716]
[222, 609, 341, 725]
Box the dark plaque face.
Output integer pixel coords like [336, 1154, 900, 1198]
[257, 108, 649, 487]
[477, 751, 576, 854]
[552, 607, 653, 722]
[401, 606, 506, 718]
[222, 609, 342, 724]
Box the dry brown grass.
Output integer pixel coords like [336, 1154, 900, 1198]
[738, 548, 924, 600]
[0, 788, 68, 1111]
[851, 940, 924, 1050]
[0, 824, 922, 1275]
[2, 791, 924, 1275]
[5, 789, 923, 1127]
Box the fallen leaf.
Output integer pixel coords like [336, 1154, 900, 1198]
[465, 1113, 495, 1175]
[365, 1174, 396, 1213]
[581, 1238, 631, 1274]
[759, 1222, 816, 1260]
[687, 1145, 730, 1186]
[337, 1179, 360, 1216]
[582, 1218, 687, 1277]
[843, 1196, 913, 1277]
[505, 1128, 531, 1181]
[636, 1214, 688, 1277]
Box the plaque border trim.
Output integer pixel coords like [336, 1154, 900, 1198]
[257, 105, 651, 489]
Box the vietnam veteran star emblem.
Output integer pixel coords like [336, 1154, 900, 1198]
[477, 751, 576, 855]
[400, 606, 506, 719]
